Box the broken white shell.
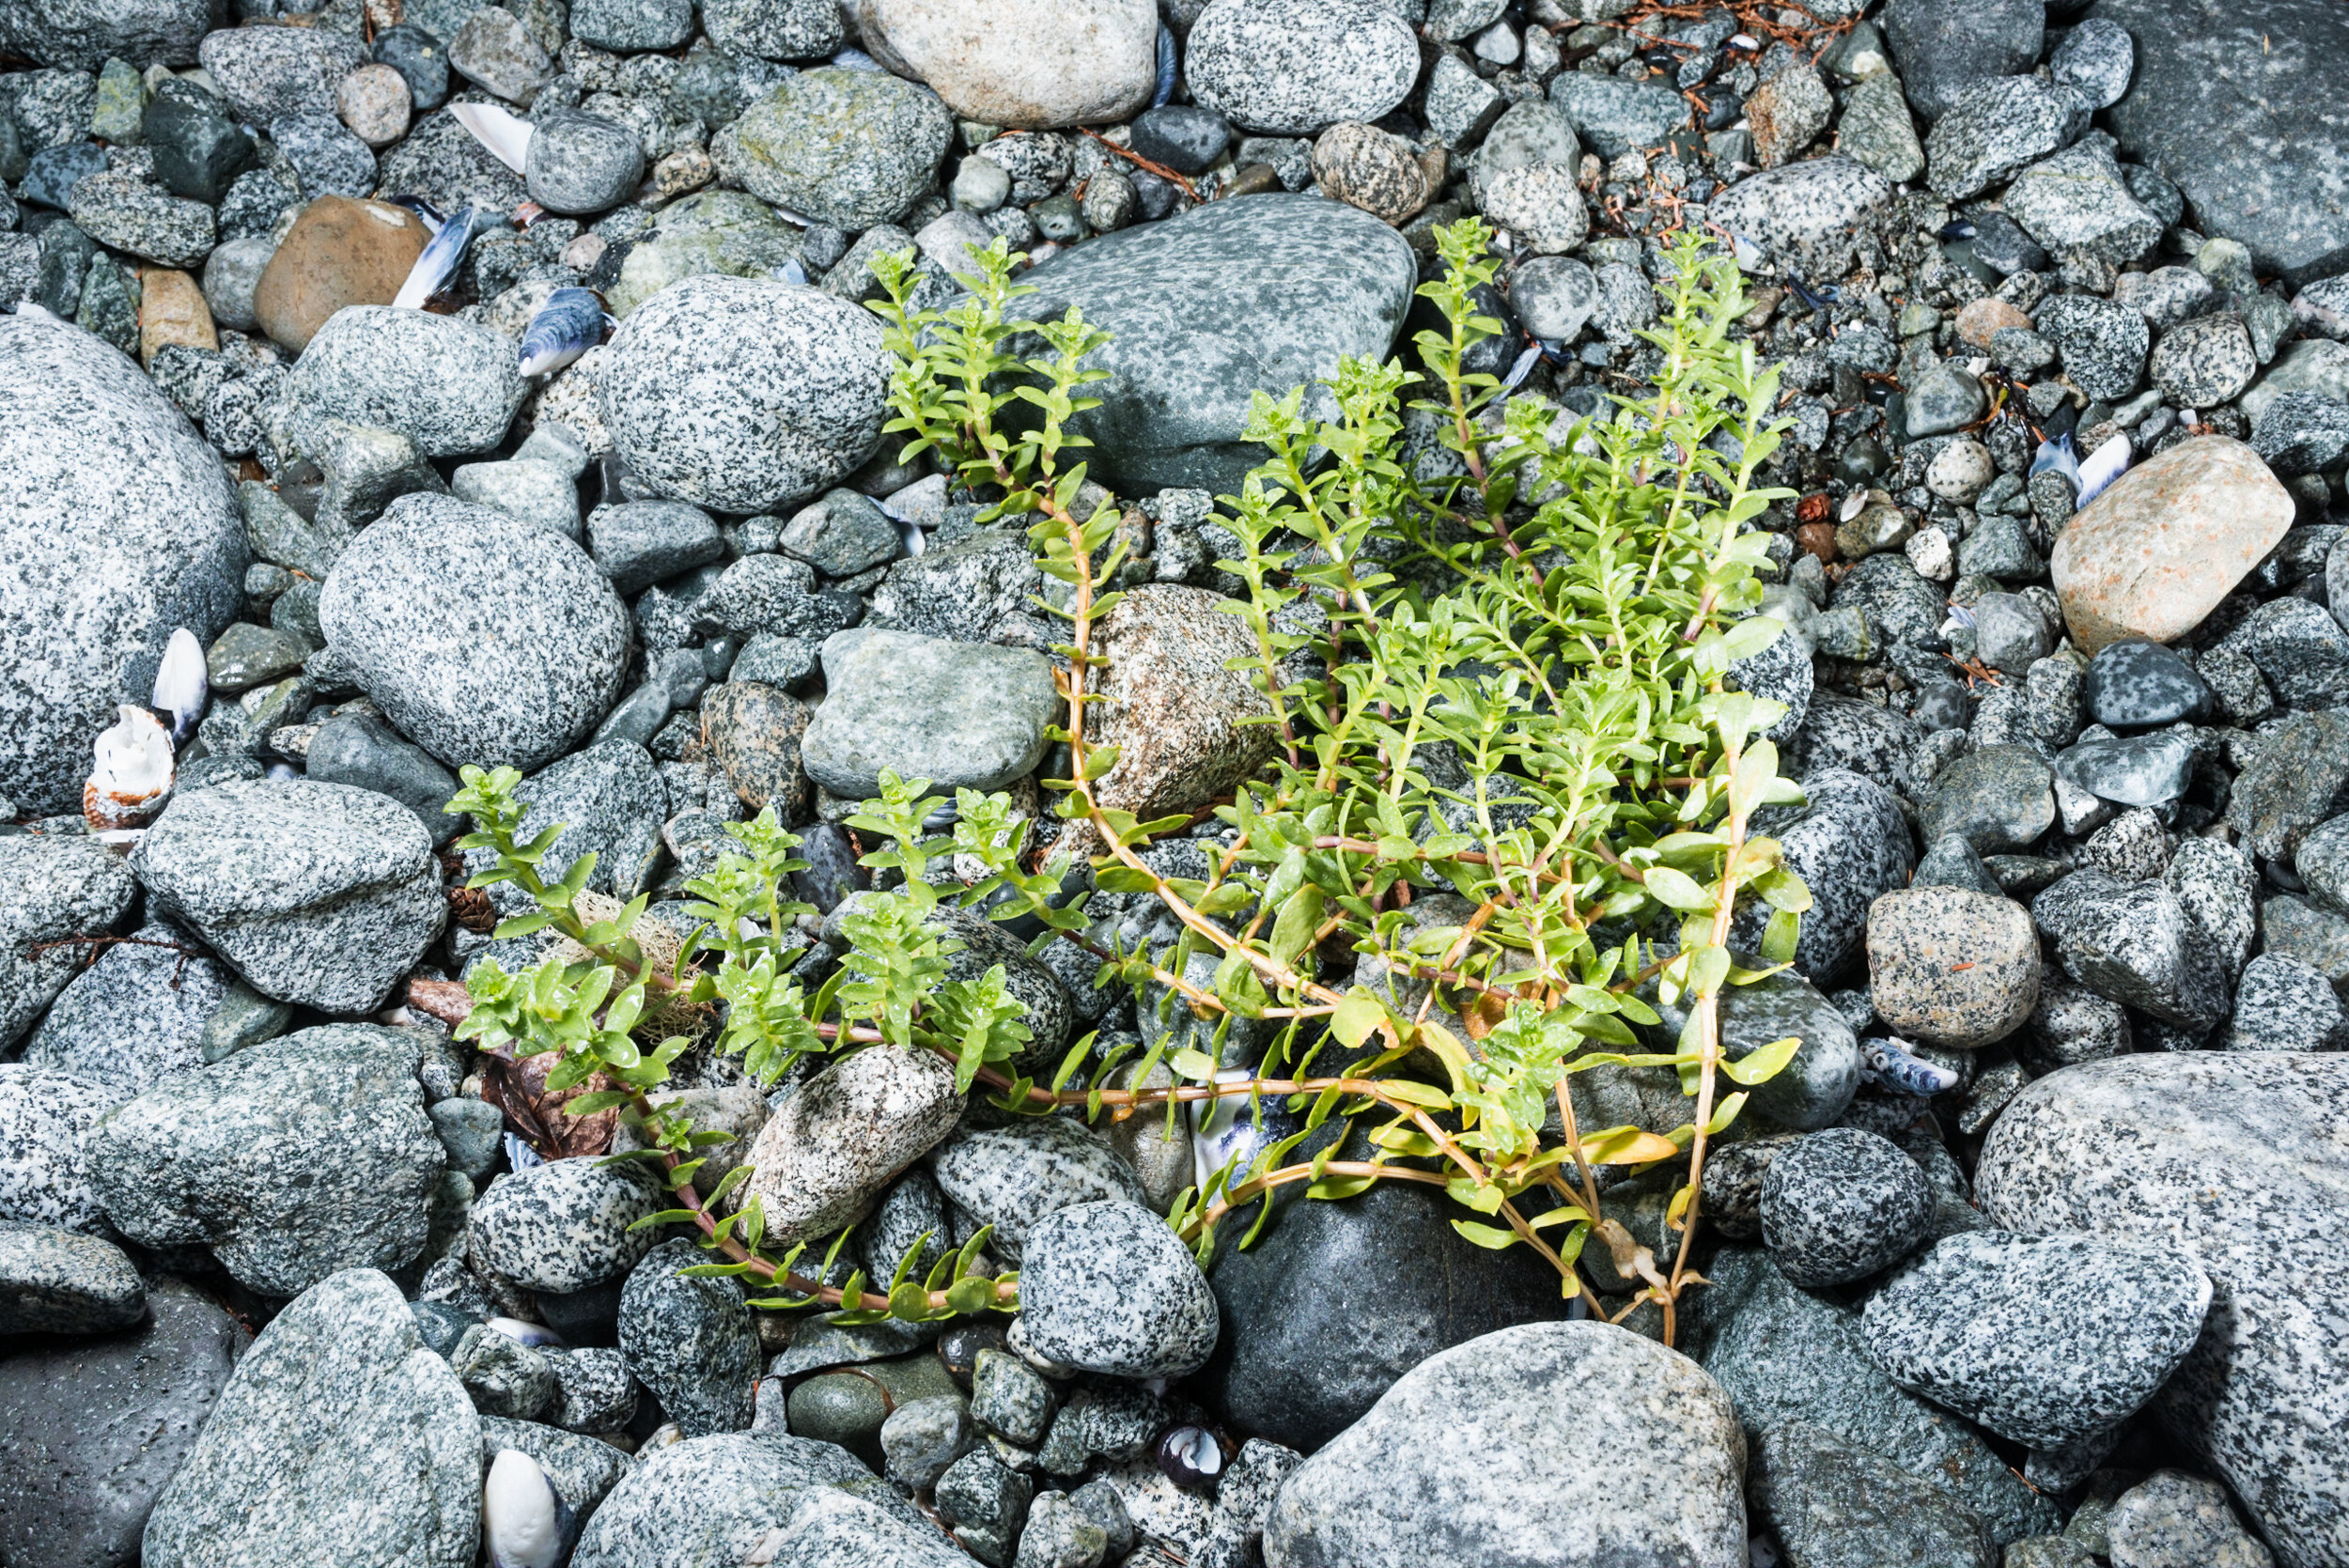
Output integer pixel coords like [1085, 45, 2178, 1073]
[484, 1450, 563, 1568]
[151, 627, 207, 747]
[452, 101, 534, 174]
[85, 705, 174, 836]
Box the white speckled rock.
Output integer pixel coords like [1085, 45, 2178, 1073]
[141, 1268, 479, 1568]
[1263, 1321, 1747, 1568]
[0, 1222, 146, 1333]
[927, 1116, 1147, 1265]
[131, 781, 443, 1012]
[0, 314, 244, 816]
[0, 834, 137, 1050]
[89, 1026, 447, 1297]
[735, 1046, 963, 1247]
[195, 24, 366, 123]
[1761, 1128, 1934, 1288]
[23, 918, 231, 1096]
[289, 305, 525, 458]
[597, 274, 888, 515]
[1019, 1199, 1219, 1378]
[870, 0, 1157, 130]
[466, 1157, 665, 1294]
[0, 1064, 124, 1233]
[570, 1433, 937, 1568]
[1976, 1054, 2349, 1568]
[1186, 0, 1418, 136]
[0, 0, 210, 70]
[1705, 155, 1894, 256]
[319, 492, 630, 772]
[1860, 1230, 2211, 1452]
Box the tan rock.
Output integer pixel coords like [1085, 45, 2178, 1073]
[251, 194, 429, 353]
[870, 0, 1157, 130]
[1312, 121, 1429, 225]
[1954, 296, 2032, 350]
[138, 268, 216, 365]
[2050, 436, 2295, 654]
[336, 62, 412, 147]
[1868, 886, 2040, 1048]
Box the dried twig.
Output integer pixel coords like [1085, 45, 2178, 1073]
[1076, 127, 1200, 203]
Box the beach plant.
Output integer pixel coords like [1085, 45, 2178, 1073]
[449, 218, 1808, 1345]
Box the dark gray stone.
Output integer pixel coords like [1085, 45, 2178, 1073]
[1262, 1322, 1745, 1568]
[1785, 692, 1924, 789]
[2082, 639, 2211, 728]
[1733, 767, 1915, 984]
[2031, 869, 2231, 1030]
[461, 737, 665, 906]
[1640, 964, 1861, 1130]
[1196, 1124, 1570, 1452]
[778, 487, 899, 577]
[303, 712, 466, 845]
[865, 530, 1043, 644]
[1688, 1247, 2063, 1548]
[1018, 1199, 1219, 1379]
[450, 1322, 556, 1420]
[2098, 0, 2349, 287]
[1750, 1420, 1996, 1568]
[141, 1269, 477, 1568]
[1923, 75, 2092, 202]
[0, 0, 208, 70]
[2250, 392, 2349, 477]
[145, 89, 254, 204]
[0, 1276, 241, 1568]
[2036, 293, 2151, 402]
[617, 1236, 758, 1437]
[1978, 1054, 2349, 1567]
[1760, 1127, 1934, 1287]
[2004, 135, 2161, 265]
[1920, 744, 2055, 853]
[130, 780, 443, 1012]
[926, 1116, 1146, 1265]
[1007, 194, 1415, 495]
[1861, 1230, 2211, 1450]
[1128, 105, 1232, 175]
[320, 492, 630, 772]
[2217, 596, 2349, 709]
[1882, 0, 2040, 120]
[971, 1346, 1057, 1446]
[0, 314, 244, 816]
[1546, 72, 1690, 159]
[466, 1158, 663, 1295]
[270, 112, 375, 199]
[2226, 708, 2349, 859]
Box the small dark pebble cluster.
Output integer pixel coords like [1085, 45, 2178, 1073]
[4, 0, 2349, 1564]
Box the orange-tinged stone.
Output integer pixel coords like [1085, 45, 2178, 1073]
[2050, 436, 2295, 655]
[1954, 296, 2032, 350]
[251, 194, 429, 352]
[138, 267, 216, 365]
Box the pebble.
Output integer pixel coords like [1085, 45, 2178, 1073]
[874, 0, 1157, 130]
[1760, 1127, 1935, 1286]
[616, 1237, 758, 1437]
[1017, 1200, 1220, 1378]
[735, 1045, 963, 1247]
[801, 629, 1058, 800]
[1185, 0, 1418, 137]
[714, 67, 953, 229]
[1866, 886, 2040, 1048]
[336, 62, 412, 148]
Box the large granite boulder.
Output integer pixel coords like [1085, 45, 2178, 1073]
[1976, 1054, 2349, 1568]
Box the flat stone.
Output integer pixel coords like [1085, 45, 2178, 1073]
[587, 501, 725, 595]
[130, 779, 443, 1012]
[142, 1269, 478, 1568]
[2223, 707, 2349, 859]
[2003, 135, 2162, 265]
[0, 1277, 241, 1568]
[1862, 1230, 2211, 1452]
[2050, 436, 2295, 655]
[801, 629, 1059, 800]
[1923, 75, 2090, 202]
[1263, 1322, 1745, 1568]
[1007, 196, 1414, 494]
[870, 0, 1156, 130]
[1978, 1054, 2349, 1566]
[0, 0, 210, 70]
[2053, 730, 2200, 809]
[90, 1027, 445, 1297]
[927, 1116, 1146, 1265]
[2081, 639, 2211, 728]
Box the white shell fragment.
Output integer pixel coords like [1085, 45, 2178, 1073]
[151, 626, 208, 747]
[484, 1450, 563, 1568]
[452, 101, 534, 174]
[2076, 431, 2132, 509]
[85, 705, 175, 839]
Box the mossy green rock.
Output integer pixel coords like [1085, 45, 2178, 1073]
[711, 68, 952, 230]
[608, 190, 803, 318]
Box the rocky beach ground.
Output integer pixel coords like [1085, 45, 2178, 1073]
[3, 0, 2348, 1564]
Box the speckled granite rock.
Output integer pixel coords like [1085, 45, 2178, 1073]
[570, 1432, 927, 1568]
[617, 1237, 759, 1437]
[1861, 1230, 2212, 1451]
[1866, 888, 2039, 1048]
[0, 314, 244, 816]
[712, 69, 952, 230]
[0, 835, 137, 1049]
[288, 306, 524, 458]
[1977, 1054, 2349, 1568]
[1264, 1322, 1746, 1568]
[1018, 1200, 1218, 1379]
[1761, 1128, 1934, 1287]
[736, 1045, 962, 1247]
[89, 1026, 446, 1296]
[1009, 196, 1415, 494]
[0, 0, 212, 70]
[142, 1268, 478, 1568]
[871, 0, 1156, 130]
[1706, 155, 1893, 254]
[927, 1116, 1147, 1265]
[1185, 0, 1418, 136]
[466, 1157, 664, 1294]
[1735, 767, 1916, 982]
[131, 782, 443, 1012]
[0, 1222, 145, 1333]
[195, 25, 365, 123]
[0, 1064, 123, 1233]
[1750, 1420, 1995, 1568]
[319, 492, 630, 772]
[598, 273, 888, 515]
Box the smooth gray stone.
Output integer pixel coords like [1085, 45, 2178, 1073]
[0, 1222, 145, 1333]
[801, 629, 1059, 800]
